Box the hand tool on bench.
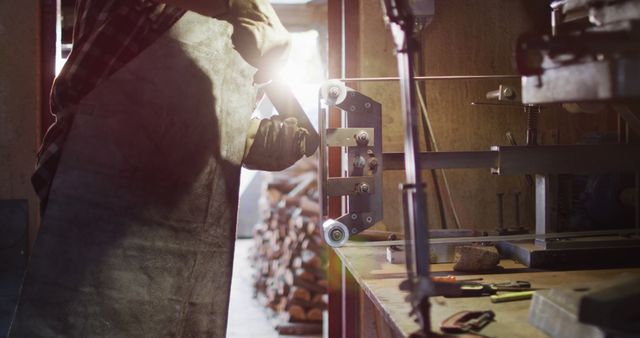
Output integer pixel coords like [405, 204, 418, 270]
[441, 310, 495, 335]
[490, 280, 535, 291]
[490, 290, 535, 303]
[432, 275, 483, 283]
[443, 280, 538, 297]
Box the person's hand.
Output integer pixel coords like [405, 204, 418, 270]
[223, 0, 291, 77]
[243, 117, 308, 171]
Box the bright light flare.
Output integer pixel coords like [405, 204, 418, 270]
[276, 30, 323, 86]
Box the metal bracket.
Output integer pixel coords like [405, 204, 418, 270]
[319, 81, 383, 247]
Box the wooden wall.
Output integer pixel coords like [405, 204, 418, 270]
[0, 1, 40, 244]
[355, 0, 617, 232]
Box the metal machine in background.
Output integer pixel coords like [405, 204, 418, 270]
[319, 0, 640, 336]
[505, 0, 640, 264]
[318, 0, 640, 260]
[518, 0, 640, 109]
[317, 88, 640, 265]
[317, 80, 637, 232]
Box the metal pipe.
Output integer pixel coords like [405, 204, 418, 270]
[396, 42, 430, 278]
[339, 75, 520, 82]
[618, 110, 627, 144]
[382, 151, 497, 170]
[497, 193, 505, 229]
[384, 145, 640, 174]
[635, 171, 640, 236]
[514, 192, 521, 228]
[388, 15, 433, 334]
[318, 90, 329, 218]
[344, 228, 640, 248]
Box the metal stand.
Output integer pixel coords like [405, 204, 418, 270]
[381, 0, 436, 335]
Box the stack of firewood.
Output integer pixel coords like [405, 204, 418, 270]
[251, 163, 327, 333]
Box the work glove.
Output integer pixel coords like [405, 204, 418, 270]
[222, 0, 291, 78]
[243, 116, 309, 171]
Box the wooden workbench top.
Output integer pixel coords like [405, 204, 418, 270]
[334, 244, 640, 338]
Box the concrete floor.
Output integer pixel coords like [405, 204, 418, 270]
[227, 239, 280, 338]
[0, 201, 28, 338]
[228, 239, 323, 338]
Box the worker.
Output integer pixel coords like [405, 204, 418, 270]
[10, 1, 305, 337]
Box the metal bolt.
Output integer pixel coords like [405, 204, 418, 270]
[328, 86, 340, 99]
[356, 131, 369, 145]
[350, 106, 356, 112]
[358, 183, 370, 194]
[366, 216, 373, 224]
[351, 228, 358, 234]
[350, 213, 358, 220]
[364, 102, 372, 109]
[369, 158, 379, 171]
[330, 228, 345, 242]
[502, 87, 515, 99]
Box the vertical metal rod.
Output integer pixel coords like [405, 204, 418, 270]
[635, 171, 640, 236]
[497, 193, 504, 229]
[416, 40, 447, 230]
[318, 92, 328, 218]
[397, 43, 431, 279]
[618, 111, 627, 144]
[394, 24, 432, 333]
[341, 263, 347, 338]
[401, 186, 416, 273]
[535, 175, 551, 247]
[525, 105, 539, 146]
[514, 192, 521, 228]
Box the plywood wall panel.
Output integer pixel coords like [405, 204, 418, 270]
[0, 2, 40, 243]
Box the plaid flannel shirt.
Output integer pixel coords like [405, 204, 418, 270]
[32, 0, 186, 211]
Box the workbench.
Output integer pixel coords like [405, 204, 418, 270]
[328, 244, 640, 338]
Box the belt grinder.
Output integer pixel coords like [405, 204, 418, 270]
[318, 80, 384, 247]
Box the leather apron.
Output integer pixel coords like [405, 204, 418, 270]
[10, 11, 255, 337]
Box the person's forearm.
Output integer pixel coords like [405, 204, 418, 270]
[160, 0, 228, 18]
